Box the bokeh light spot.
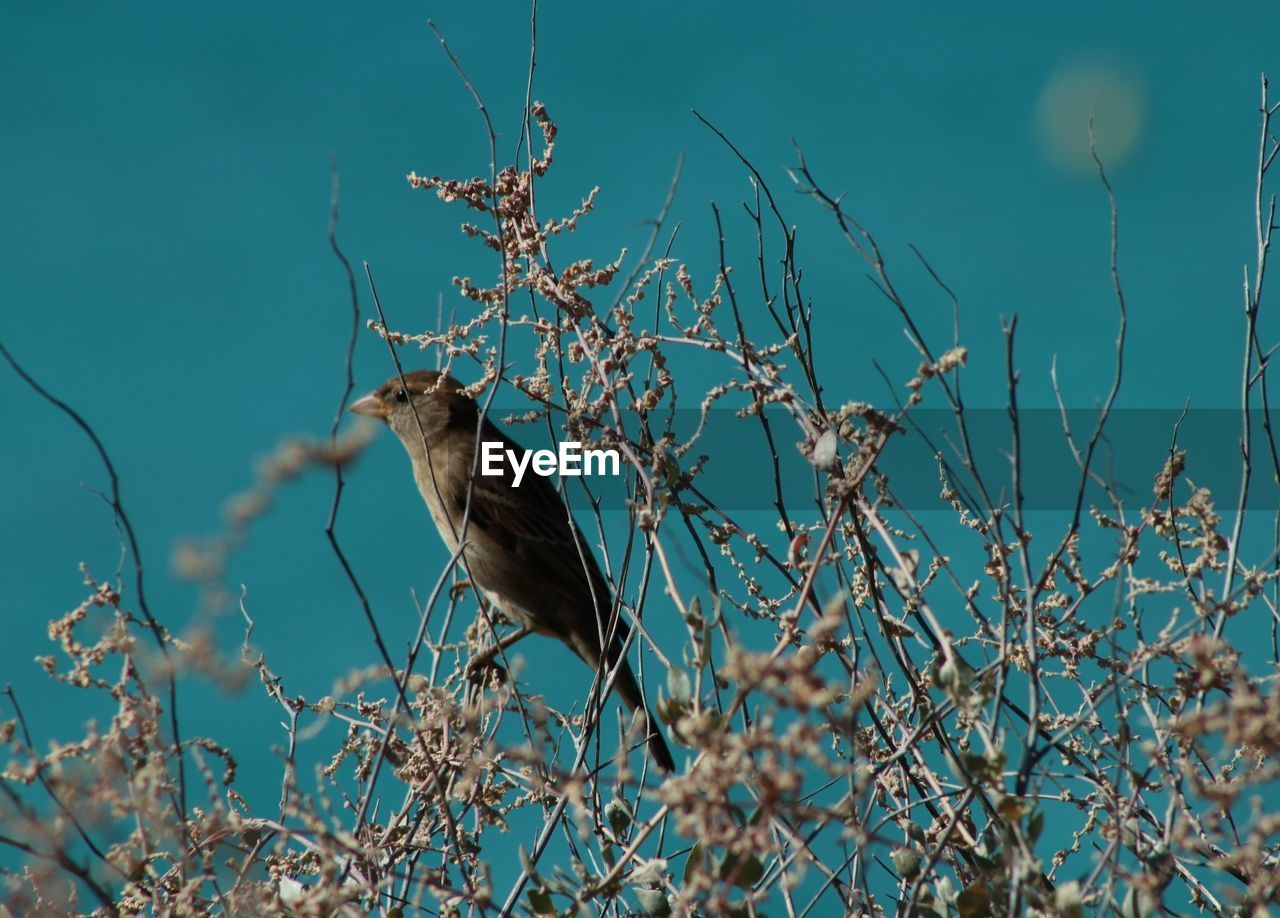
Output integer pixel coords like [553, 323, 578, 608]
[1036, 58, 1146, 175]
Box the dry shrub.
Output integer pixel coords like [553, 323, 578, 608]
[4, 52, 1280, 918]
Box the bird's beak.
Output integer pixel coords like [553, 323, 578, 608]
[349, 391, 388, 420]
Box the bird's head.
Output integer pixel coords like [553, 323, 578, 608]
[349, 369, 479, 445]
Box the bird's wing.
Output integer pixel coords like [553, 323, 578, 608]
[454, 427, 615, 617]
[455, 425, 651, 719]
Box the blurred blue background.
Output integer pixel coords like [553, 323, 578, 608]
[3, 0, 1279, 904]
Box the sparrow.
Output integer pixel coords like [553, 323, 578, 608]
[350, 369, 675, 773]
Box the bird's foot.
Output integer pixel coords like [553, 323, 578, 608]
[465, 625, 533, 685]
[465, 651, 510, 688]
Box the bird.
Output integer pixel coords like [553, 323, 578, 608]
[350, 369, 675, 773]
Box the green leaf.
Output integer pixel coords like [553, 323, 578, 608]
[684, 842, 704, 885]
[719, 851, 764, 889]
[519, 845, 542, 884]
[605, 797, 633, 836]
[891, 846, 921, 878]
[667, 667, 692, 704]
[996, 797, 1029, 822]
[634, 888, 671, 916]
[1119, 887, 1156, 918]
[527, 888, 555, 914]
[1028, 810, 1045, 843]
[1120, 817, 1140, 852]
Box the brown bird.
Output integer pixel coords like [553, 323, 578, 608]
[350, 369, 675, 773]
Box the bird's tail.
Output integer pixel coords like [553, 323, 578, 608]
[577, 631, 676, 773]
[614, 663, 676, 773]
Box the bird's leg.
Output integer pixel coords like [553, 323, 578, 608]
[466, 625, 533, 680]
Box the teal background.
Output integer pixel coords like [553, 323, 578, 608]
[3, 0, 1279, 906]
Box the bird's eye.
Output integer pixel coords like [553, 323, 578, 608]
[394, 388, 409, 403]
